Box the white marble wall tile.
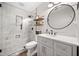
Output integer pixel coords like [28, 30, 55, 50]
[0, 3, 31, 55]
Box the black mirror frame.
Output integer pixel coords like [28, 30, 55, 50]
[47, 4, 75, 30]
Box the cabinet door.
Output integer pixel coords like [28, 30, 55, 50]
[37, 42, 54, 56]
[37, 36, 54, 48]
[54, 41, 72, 56]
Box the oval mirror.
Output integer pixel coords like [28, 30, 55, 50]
[47, 4, 75, 30]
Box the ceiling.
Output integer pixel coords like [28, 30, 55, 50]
[32, 2, 49, 14]
[6, 2, 44, 12]
[6, 2, 77, 15]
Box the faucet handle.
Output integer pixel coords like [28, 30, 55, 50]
[46, 29, 48, 32]
[50, 30, 53, 35]
[54, 32, 57, 35]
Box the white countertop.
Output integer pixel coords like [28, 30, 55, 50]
[37, 34, 79, 46]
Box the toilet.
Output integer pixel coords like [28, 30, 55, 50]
[25, 41, 37, 56]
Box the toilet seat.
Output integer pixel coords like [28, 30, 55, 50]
[25, 41, 37, 49]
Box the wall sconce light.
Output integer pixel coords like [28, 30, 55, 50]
[48, 2, 61, 8]
[48, 2, 54, 8]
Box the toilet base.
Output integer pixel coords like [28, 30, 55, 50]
[25, 41, 37, 56]
[27, 48, 37, 56]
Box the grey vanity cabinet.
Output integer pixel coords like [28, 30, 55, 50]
[37, 36, 54, 56]
[37, 42, 54, 56]
[37, 36, 77, 56]
[54, 41, 72, 56]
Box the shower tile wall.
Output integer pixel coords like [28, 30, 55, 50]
[0, 3, 30, 56]
[28, 21, 36, 41]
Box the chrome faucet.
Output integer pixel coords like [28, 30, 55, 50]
[50, 30, 57, 35]
[50, 30, 53, 35]
[46, 29, 57, 35]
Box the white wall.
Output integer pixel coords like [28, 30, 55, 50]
[0, 3, 31, 56]
[39, 4, 78, 38]
[77, 7, 79, 41]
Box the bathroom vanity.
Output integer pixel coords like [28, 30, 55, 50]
[37, 34, 78, 56]
[36, 3, 78, 56]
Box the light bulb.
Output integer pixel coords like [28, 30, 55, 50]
[48, 3, 53, 8]
[54, 2, 60, 4]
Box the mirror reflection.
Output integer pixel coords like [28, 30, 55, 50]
[47, 4, 75, 29]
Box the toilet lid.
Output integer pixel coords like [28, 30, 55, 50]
[25, 41, 37, 49]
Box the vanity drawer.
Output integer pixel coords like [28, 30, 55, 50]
[54, 41, 72, 56]
[37, 36, 54, 48]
